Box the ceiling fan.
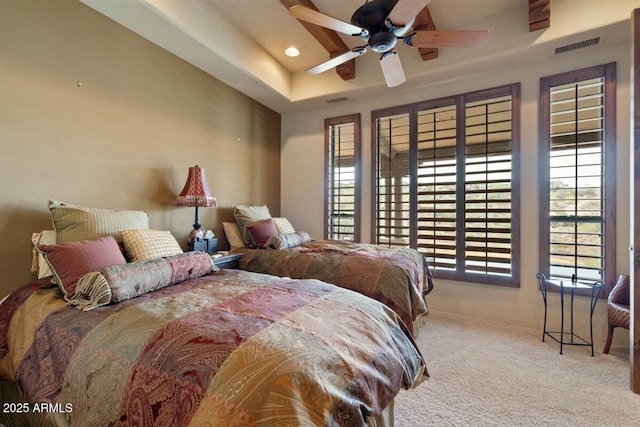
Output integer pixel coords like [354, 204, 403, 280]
[289, 0, 490, 87]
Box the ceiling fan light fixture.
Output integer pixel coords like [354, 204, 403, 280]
[285, 46, 300, 57]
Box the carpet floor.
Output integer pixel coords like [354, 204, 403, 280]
[394, 311, 640, 427]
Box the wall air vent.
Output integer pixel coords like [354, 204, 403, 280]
[326, 96, 350, 104]
[554, 37, 600, 55]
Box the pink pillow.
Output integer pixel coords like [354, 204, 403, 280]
[246, 218, 278, 248]
[40, 236, 127, 300]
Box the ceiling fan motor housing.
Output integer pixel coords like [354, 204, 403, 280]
[351, 0, 411, 52]
[368, 31, 397, 52]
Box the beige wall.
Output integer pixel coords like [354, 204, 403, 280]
[0, 0, 281, 298]
[281, 23, 632, 347]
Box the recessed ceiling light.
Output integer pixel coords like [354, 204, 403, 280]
[285, 47, 300, 57]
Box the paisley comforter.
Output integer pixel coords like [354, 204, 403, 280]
[235, 240, 434, 335]
[0, 269, 427, 426]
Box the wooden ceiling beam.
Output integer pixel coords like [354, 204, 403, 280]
[413, 7, 438, 61]
[529, 0, 550, 32]
[279, 0, 355, 81]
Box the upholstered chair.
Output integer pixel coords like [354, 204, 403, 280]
[603, 275, 630, 354]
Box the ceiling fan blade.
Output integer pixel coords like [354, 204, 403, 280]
[407, 30, 490, 48]
[386, 0, 433, 28]
[289, 5, 366, 36]
[379, 51, 406, 87]
[307, 47, 367, 75]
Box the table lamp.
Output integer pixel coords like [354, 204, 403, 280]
[175, 165, 216, 241]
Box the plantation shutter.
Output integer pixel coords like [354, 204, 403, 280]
[325, 114, 360, 241]
[374, 111, 411, 248]
[464, 94, 514, 277]
[547, 77, 605, 282]
[416, 104, 457, 273]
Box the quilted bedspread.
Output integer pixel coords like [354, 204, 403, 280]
[0, 269, 427, 426]
[235, 240, 435, 335]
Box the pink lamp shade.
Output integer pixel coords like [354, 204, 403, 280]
[176, 165, 216, 241]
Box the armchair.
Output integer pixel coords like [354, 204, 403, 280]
[603, 275, 630, 354]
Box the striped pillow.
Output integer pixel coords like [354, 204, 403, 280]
[49, 200, 150, 244]
[120, 229, 183, 262]
[273, 217, 296, 234]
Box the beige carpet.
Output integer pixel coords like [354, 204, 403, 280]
[394, 311, 640, 427]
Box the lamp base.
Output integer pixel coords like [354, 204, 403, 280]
[189, 222, 205, 241]
[189, 228, 205, 241]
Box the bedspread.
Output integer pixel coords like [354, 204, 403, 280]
[235, 240, 434, 335]
[0, 270, 427, 426]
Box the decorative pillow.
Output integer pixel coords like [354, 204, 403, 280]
[39, 236, 127, 301]
[31, 230, 57, 278]
[120, 229, 183, 262]
[265, 231, 312, 250]
[233, 204, 271, 245]
[246, 218, 278, 248]
[69, 252, 216, 311]
[273, 217, 296, 235]
[49, 200, 150, 244]
[223, 222, 245, 250]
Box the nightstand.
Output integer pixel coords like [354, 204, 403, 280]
[187, 238, 217, 254]
[211, 252, 242, 269]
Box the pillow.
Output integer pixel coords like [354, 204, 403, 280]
[39, 236, 127, 301]
[246, 218, 278, 248]
[223, 222, 245, 250]
[49, 200, 150, 244]
[265, 231, 311, 250]
[120, 229, 183, 262]
[273, 217, 296, 235]
[69, 252, 216, 311]
[31, 230, 57, 278]
[233, 204, 271, 245]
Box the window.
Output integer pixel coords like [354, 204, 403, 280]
[539, 63, 616, 290]
[373, 84, 521, 286]
[325, 114, 361, 241]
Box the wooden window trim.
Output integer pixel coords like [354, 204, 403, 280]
[538, 63, 617, 294]
[371, 84, 521, 287]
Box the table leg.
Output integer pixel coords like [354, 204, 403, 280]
[560, 281, 564, 355]
[570, 286, 575, 344]
[588, 283, 603, 357]
[542, 284, 547, 342]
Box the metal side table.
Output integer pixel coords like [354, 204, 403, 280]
[536, 273, 604, 356]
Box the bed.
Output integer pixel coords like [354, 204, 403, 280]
[233, 240, 433, 337]
[0, 266, 427, 426]
[0, 200, 427, 426]
[224, 205, 434, 337]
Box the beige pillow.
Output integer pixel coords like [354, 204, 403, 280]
[233, 205, 271, 245]
[273, 217, 295, 235]
[49, 200, 150, 244]
[223, 222, 245, 250]
[120, 229, 183, 262]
